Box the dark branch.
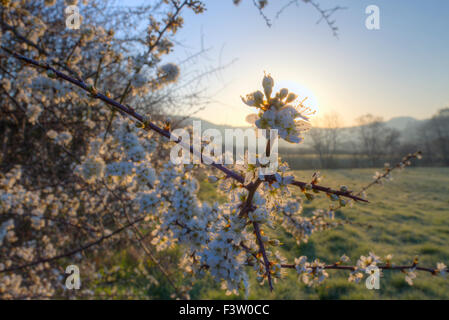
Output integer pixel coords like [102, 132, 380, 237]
[1, 47, 366, 203]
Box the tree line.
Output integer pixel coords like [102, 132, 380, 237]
[280, 108, 449, 169]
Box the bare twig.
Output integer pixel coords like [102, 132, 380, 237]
[355, 151, 422, 198]
[252, 0, 272, 27]
[0, 216, 145, 274]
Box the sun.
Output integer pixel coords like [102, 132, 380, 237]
[273, 80, 319, 116]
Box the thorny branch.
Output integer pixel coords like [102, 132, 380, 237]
[280, 261, 448, 275]
[1, 47, 368, 205]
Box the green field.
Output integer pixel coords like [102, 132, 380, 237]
[194, 167, 449, 299]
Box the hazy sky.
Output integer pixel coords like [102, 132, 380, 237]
[131, 0, 449, 127]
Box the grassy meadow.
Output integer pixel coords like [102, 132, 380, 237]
[194, 167, 449, 299]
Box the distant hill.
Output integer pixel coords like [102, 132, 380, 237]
[384, 116, 423, 131]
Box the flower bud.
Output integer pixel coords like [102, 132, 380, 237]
[208, 175, 218, 183]
[279, 88, 289, 100]
[142, 115, 151, 127]
[286, 93, 297, 103]
[262, 74, 274, 99]
[330, 194, 339, 201]
[46, 70, 56, 79]
[305, 193, 314, 201]
[135, 121, 145, 129]
[241, 95, 255, 106]
[253, 90, 264, 106]
[87, 85, 98, 96]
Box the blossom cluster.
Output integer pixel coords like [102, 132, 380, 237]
[0, 0, 205, 299]
[293, 253, 448, 287]
[242, 74, 315, 143]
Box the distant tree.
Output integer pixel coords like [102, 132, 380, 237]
[421, 108, 449, 165]
[383, 127, 402, 162]
[356, 114, 401, 167]
[308, 112, 343, 168]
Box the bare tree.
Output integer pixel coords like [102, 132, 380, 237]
[356, 114, 401, 167]
[421, 108, 449, 165]
[308, 112, 343, 168]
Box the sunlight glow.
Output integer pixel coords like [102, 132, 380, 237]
[273, 80, 319, 116]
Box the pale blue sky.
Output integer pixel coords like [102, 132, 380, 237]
[128, 0, 449, 126]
